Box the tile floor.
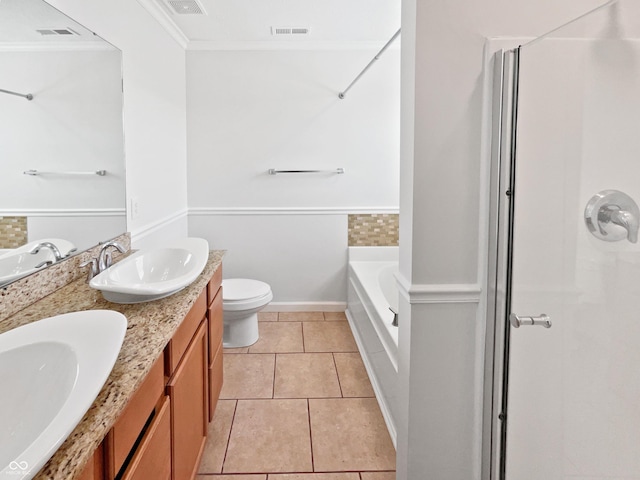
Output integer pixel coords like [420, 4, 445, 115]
[197, 311, 396, 480]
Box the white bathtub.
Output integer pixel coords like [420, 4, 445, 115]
[346, 247, 399, 447]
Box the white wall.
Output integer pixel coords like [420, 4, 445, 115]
[397, 0, 609, 479]
[47, 0, 189, 248]
[186, 48, 400, 304]
[190, 214, 348, 307]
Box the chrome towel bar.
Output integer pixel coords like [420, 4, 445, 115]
[24, 169, 107, 176]
[268, 168, 345, 175]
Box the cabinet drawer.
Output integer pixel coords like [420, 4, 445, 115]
[209, 342, 223, 422]
[208, 288, 223, 365]
[207, 265, 222, 306]
[167, 288, 207, 374]
[121, 395, 171, 480]
[108, 355, 164, 475]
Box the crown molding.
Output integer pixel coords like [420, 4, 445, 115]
[136, 0, 189, 49]
[0, 42, 116, 52]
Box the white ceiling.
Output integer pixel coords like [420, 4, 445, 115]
[0, 0, 107, 46]
[146, 0, 401, 47]
[0, 0, 400, 49]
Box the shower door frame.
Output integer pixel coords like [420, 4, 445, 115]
[482, 46, 520, 480]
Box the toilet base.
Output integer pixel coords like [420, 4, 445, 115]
[223, 311, 260, 348]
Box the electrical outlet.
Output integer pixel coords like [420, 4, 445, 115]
[130, 197, 140, 220]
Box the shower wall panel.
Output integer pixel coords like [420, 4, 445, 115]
[506, 37, 640, 479]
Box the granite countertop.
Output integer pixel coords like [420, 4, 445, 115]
[0, 250, 225, 480]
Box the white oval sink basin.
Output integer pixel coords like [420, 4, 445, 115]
[0, 251, 56, 286]
[89, 237, 209, 304]
[0, 310, 126, 479]
[0, 239, 77, 287]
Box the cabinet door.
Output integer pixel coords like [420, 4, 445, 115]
[208, 288, 223, 365]
[120, 396, 171, 480]
[167, 320, 208, 480]
[77, 443, 104, 480]
[209, 342, 223, 421]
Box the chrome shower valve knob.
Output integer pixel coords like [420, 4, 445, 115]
[585, 190, 640, 244]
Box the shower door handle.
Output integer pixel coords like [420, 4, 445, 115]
[509, 313, 552, 328]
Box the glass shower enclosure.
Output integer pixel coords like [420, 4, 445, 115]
[486, 1, 640, 478]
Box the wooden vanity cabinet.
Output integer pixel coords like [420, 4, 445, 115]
[77, 265, 224, 480]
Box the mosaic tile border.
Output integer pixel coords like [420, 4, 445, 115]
[0, 216, 28, 249]
[348, 214, 399, 247]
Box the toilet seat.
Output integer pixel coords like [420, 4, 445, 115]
[222, 279, 273, 311]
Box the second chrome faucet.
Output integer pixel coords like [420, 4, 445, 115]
[81, 241, 128, 282]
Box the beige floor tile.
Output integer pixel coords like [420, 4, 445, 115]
[248, 322, 304, 353]
[309, 398, 395, 471]
[303, 322, 358, 353]
[268, 474, 360, 480]
[196, 476, 267, 480]
[279, 312, 324, 322]
[219, 354, 275, 399]
[360, 473, 396, 480]
[274, 353, 341, 399]
[198, 400, 237, 473]
[333, 353, 375, 397]
[224, 347, 249, 354]
[323, 312, 348, 322]
[259, 312, 279, 321]
[224, 399, 313, 473]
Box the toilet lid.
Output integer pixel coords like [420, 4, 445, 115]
[223, 278, 271, 302]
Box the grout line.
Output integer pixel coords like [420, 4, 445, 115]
[307, 398, 315, 472]
[272, 353, 278, 399]
[332, 353, 344, 398]
[301, 321, 307, 352]
[220, 399, 239, 474]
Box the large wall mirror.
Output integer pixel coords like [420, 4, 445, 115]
[0, 0, 126, 286]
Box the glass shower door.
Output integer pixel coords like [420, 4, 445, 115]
[503, 1, 640, 478]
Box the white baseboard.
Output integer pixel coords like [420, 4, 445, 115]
[262, 302, 347, 312]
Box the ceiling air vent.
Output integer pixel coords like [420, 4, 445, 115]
[36, 28, 79, 36]
[167, 0, 206, 15]
[271, 26, 310, 36]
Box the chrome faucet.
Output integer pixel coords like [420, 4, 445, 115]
[80, 258, 99, 282]
[98, 241, 127, 272]
[389, 306, 398, 327]
[30, 242, 63, 261]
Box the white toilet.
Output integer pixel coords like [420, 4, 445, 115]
[222, 278, 273, 348]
